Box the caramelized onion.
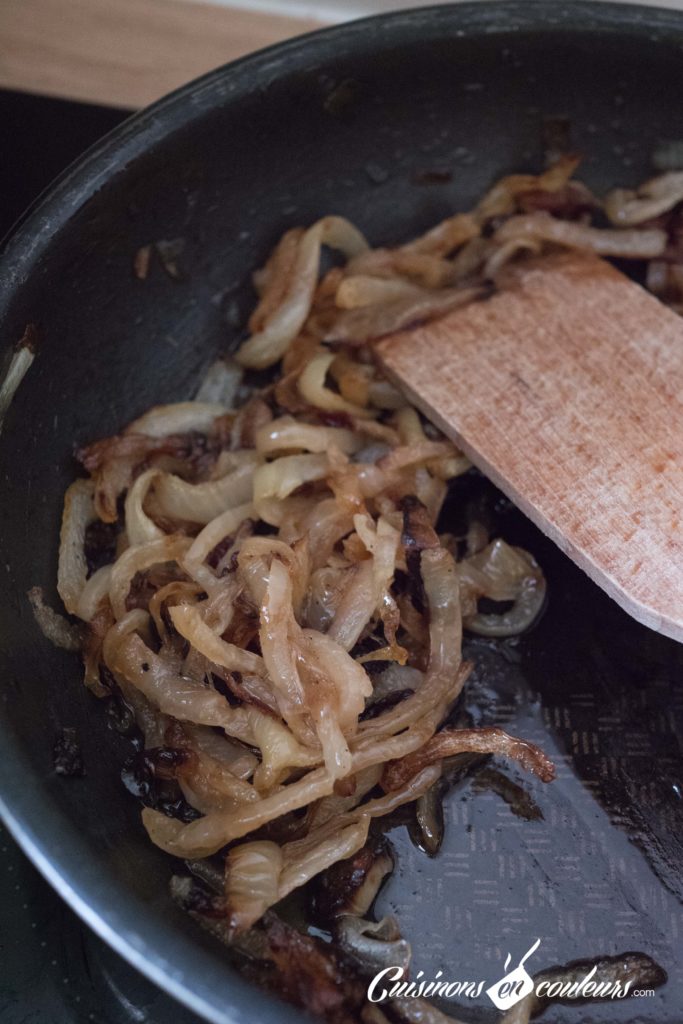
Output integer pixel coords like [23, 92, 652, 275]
[459, 539, 546, 636]
[381, 726, 556, 792]
[169, 603, 265, 676]
[183, 502, 253, 592]
[0, 338, 35, 431]
[476, 154, 582, 222]
[104, 619, 245, 733]
[152, 455, 258, 525]
[225, 841, 283, 934]
[64, 159, 678, 986]
[76, 565, 113, 622]
[236, 216, 368, 369]
[256, 416, 362, 456]
[326, 285, 486, 345]
[495, 211, 667, 258]
[253, 453, 329, 506]
[124, 468, 164, 546]
[108, 535, 191, 618]
[194, 357, 243, 406]
[298, 352, 375, 418]
[126, 401, 225, 438]
[605, 170, 683, 226]
[58, 479, 97, 615]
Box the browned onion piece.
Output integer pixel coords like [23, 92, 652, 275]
[325, 285, 486, 345]
[124, 468, 164, 546]
[276, 815, 371, 913]
[58, 479, 97, 615]
[126, 401, 226, 438]
[336, 275, 426, 309]
[0, 339, 35, 430]
[357, 546, 464, 739]
[151, 453, 258, 525]
[298, 351, 376, 418]
[459, 539, 546, 636]
[253, 453, 329, 507]
[142, 759, 439, 859]
[142, 765, 333, 857]
[176, 748, 258, 813]
[262, 914, 357, 1018]
[229, 778, 430, 933]
[495, 210, 667, 258]
[236, 216, 368, 369]
[476, 154, 582, 222]
[312, 836, 394, 921]
[401, 211, 480, 257]
[183, 502, 253, 593]
[104, 621, 249, 734]
[400, 494, 440, 552]
[328, 515, 400, 651]
[182, 723, 258, 781]
[247, 711, 320, 792]
[194, 357, 243, 406]
[259, 555, 307, 710]
[255, 416, 362, 455]
[108, 535, 191, 619]
[605, 170, 683, 226]
[413, 777, 446, 856]
[225, 841, 283, 935]
[77, 564, 113, 622]
[169, 603, 265, 677]
[381, 726, 556, 792]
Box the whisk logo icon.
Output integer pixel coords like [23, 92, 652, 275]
[486, 938, 541, 1011]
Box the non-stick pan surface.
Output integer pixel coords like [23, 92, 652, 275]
[1, 4, 683, 1022]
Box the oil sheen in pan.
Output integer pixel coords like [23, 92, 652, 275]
[372, 474, 683, 1023]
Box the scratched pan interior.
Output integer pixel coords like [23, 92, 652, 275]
[1, 3, 683, 1022]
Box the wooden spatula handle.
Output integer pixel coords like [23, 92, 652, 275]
[377, 251, 683, 642]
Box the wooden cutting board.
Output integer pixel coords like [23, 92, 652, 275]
[376, 251, 683, 642]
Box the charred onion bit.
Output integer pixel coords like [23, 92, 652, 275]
[400, 495, 440, 608]
[84, 520, 119, 575]
[412, 777, 447, 855]
[359, 689, 415, 722]
[400, 495, 441, 553]
[121, 746, 200, 822]
[471, 766, 544, 821]
[311, 835, 395, 923]
[263, 914, 362, 1018]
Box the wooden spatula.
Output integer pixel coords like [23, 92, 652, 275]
[376, 250, 683, 642]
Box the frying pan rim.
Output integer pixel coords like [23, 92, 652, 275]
[1, 2, 682, 1022]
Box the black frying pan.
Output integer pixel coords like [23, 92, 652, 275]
[1, 4, 683, 1022]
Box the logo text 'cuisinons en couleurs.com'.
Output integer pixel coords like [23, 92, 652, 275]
[367, 938, 655, 1011]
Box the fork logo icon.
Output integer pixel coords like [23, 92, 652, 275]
[486, 938, 541, 1011]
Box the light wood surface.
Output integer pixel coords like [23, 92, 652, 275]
[377, 252, 683, 642]
[0, 0, 323, 109]
[3, 0, 683, 110]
